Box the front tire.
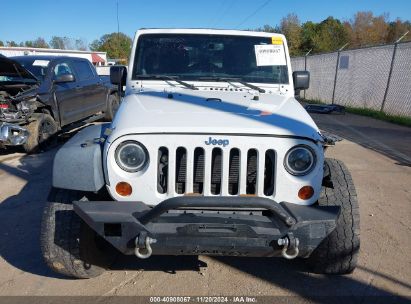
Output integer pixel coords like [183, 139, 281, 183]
[23, 113, 58, 153]
[307, 158, 360, 274]
[40, 188, 117, 279]
[104, 94, 120, 121]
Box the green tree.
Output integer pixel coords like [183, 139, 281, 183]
[6, 41, 18, 47]
[75, 38, 88, 51]
[348, 11, 389, 47]
[387, 19, 411, 43]
[23, 37, 49, 48]
[0, 40, 3, 47]
[317, 17, 348, 52]
[255, 24, 280, 33]
[90, 32, 132, 63]
[300, 17, 349, 53]
[32, 37, 49, 48]
[49, 36, 67, 49]
[300, 21, 318, 53]
[24, 41, 34, 47]
[255, 10, 409, 55]
[50, 36, 88, 50]
[89, 39, 101, 51]
[279, 14, 302, 56]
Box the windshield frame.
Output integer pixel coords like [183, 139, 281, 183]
[10, 57, 50, 82]
[131, 33, 290, 85]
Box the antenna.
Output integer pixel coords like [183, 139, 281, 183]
[117, 0, 120, 36]
[117, 0, 120, 62]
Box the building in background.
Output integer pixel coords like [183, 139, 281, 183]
[0, 47, 107, 66]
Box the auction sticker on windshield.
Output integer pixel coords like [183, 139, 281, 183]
[271, 36, 283, 45]
[32, 60, 50, 67]
[254, 44, 286, 66]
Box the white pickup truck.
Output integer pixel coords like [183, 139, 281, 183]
[41, 29, 360, 279]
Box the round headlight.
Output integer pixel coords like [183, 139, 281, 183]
[284, 145, 316, 176]
[115, 141, 149, 172]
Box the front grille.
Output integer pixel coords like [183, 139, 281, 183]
[157, 146, 276, 197]
[246, 149, 258, 194]
[211, 148, 222, 195]
[228, 148, 240, 195]
[175, 147, 187, 194]
[193, 148, 205, 194]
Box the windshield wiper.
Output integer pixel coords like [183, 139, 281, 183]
[198, 76, 265, 93]
[136, 74, 198, 90]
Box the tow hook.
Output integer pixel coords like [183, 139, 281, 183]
[134, 232, 157, 259]
[277, 233, 299, 259]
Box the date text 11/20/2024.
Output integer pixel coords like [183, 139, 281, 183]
[149, 296, 257, 303]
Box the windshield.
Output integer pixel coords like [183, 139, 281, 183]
[12, 57, 50, 81]
[132, 34, 289, 84]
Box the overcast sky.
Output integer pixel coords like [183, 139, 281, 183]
[1, 0, 411, 44]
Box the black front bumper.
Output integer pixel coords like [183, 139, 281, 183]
[73, 196, 340, 258]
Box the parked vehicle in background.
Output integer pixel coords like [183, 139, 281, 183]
[95, 65, 111, 76]
[42, 29, 360, 279]
[0, 55, 119, 152]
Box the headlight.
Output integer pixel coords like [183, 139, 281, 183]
[115, 141, 149, 172]
[284, 145, 316, 176]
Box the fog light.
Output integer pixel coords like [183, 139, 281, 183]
[298, 186, 314, 200]
[116, 182, 132, 196]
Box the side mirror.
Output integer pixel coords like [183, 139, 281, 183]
[293, 71, 310, 90]
[110, 65, 127, 98]
[54, 73, 75, 83]
[110, 65, 127, 85]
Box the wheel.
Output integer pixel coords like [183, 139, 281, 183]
[104, 94, 120, 121]
[307, 158, 360, 274]
[40, 188, 118, 279]
[23, 113, 58, 153]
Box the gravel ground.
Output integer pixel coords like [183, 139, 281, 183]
[0, 112, 410, 303]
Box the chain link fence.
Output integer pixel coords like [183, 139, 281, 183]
[291, 41, 411, 117]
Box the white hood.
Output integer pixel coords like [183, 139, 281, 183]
[109, 89, 322, 141]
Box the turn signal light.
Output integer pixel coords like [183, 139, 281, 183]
[298, 186, 314, 200]
[116, 182, 132, 196]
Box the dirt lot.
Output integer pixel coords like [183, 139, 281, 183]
[0, 112, 410, 302]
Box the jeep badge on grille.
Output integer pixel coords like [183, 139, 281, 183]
[205, 137, 229, 147]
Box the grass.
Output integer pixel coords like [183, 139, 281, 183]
[300, 98, 411, 127]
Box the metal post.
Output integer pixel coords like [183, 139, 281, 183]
[303, 49, 311, 99]
[331, 51, 340, 104]
[304, 55, 307, 70]
[331, 43, 348, 104]
[381, 43, 398, 112]
[381, 32, 408, 112]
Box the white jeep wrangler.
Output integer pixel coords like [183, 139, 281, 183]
[41, 29, 360, 279]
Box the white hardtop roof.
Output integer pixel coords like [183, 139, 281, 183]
[135, 28, 285, 39]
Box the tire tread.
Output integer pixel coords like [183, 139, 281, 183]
[308, 158, 360, 274]
[40, 188, 109, 278]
